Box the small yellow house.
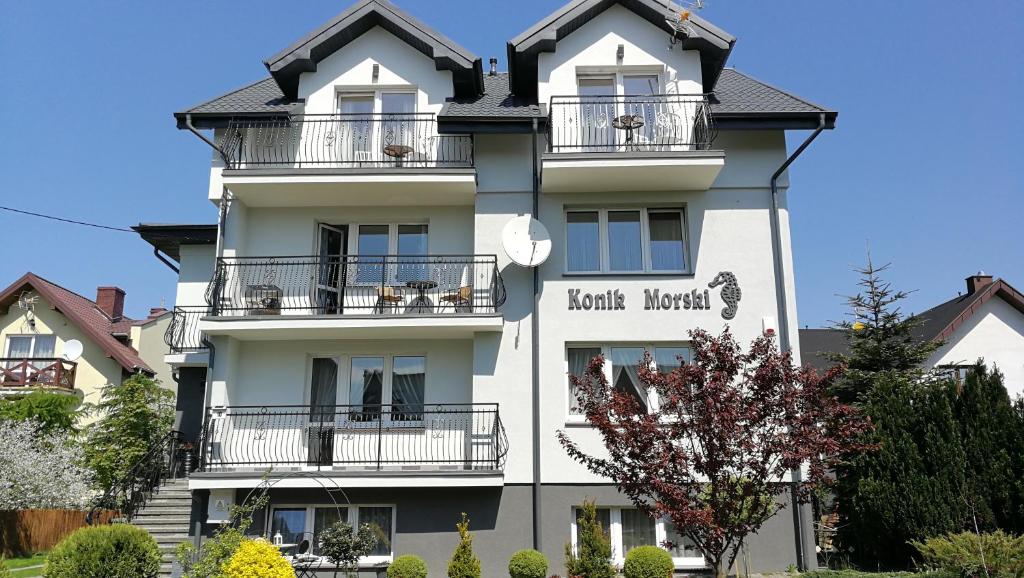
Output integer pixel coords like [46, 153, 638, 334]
[0, 273, 169, 421]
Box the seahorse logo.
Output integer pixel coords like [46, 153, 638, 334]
[708, 271, 741, 320]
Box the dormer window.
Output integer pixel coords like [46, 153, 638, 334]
[575, 73, 662, 150]
[336, 90, 418, 164]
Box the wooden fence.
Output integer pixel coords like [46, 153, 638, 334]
[0, 509, 118, 556]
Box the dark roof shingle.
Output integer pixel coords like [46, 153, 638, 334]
[439, 73, 545, 119]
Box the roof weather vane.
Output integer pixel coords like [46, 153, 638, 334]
[669, 0, 705, 47]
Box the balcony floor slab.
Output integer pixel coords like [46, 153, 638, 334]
[198, 314, 503, 340]
[189, 469, 504, 489]
[541, 150, 725, 193]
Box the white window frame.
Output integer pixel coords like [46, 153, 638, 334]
[576, 72, 664, 99]
[305, 353, 428, 427]
[4, 334, 57, 358]
[570, 506, 705, 569]
[268, 503, 396, 566]
[564, 207, 688, 274]
[565, 343, 691, 422]
[352, 223, 430, 256]
[336, 89, 417, 116]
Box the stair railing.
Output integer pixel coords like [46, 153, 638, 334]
[86, 430, 186, 524]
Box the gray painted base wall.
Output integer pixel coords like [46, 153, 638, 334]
[192, 482, 803, 577]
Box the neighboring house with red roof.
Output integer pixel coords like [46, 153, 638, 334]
[0, 273, 173, 422]
[801, 273, 1024, 398]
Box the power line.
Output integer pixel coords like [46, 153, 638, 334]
[0, 205, 133, 232]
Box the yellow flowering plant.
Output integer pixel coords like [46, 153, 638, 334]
[222, 539, 294, 578]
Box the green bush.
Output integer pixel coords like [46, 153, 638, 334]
[914, 531, 1024, 578]
[0, 390, 80, 434]
[389, 555, 429, 578]
[44, 524, 160, 578]
[622, 546, 673, 578]
[509, 549, 548, 578]
[447, 513, 481, 578]
[564, 500, 614, 578]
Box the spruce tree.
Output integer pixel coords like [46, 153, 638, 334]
[446, 513, 481, 578]
[564, 500, 614, 578]
[828, 257, 940, 404]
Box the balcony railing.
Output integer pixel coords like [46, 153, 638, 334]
[164, 306, 210, 353]
[0, 358, 76, 390]
[197, 404, 507, 472]
[220, 114, 473, 169]
[205, 255, 505, 317]
[547, 94, 716, 153]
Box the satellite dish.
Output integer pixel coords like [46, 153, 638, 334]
[63, 340, 84, 362]
[502, 215, 552, 267]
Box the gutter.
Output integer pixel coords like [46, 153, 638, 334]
[768, 112, 826, 572]
[184, 113, 232, 168]
[530, 116, 543, 550]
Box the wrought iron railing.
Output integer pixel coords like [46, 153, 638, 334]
[205, 255, 505, 317]
[0, 358, 76, 389]
[87, 430, 190, 524]
[547, 94, 716, 152]
[164, 306, 210, 353]
[220, 114, 473, 169]
[197, 404, 507, 472]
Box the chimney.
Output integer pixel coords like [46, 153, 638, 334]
[965, 272, 993, 295]
[148, 307, 168, 319]
[96, 286, 126, 321]
[489, 57, 497, 76]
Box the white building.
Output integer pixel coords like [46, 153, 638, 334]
[802, 273, 1024, 399]
[139, 0, 837, 574]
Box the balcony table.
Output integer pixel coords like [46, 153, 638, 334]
[383, 144, 414, 167]
[405, 279, 438, 313]
[611, 114, 645, 149]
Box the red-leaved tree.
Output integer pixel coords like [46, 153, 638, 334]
[558, 328, 871, 578]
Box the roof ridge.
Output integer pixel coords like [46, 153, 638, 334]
[721, 67, 831, 113]
[29, 273, 138, 323]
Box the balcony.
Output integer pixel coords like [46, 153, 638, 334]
[164, 306, 210, 365]
[199, 255, 506, 340]
[218, 114, 477, 206]
[543, 94, 724, 193]
[0, 358, 76, 394]
[191, 404, 507, 488]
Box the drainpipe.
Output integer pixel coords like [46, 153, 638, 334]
[184, 114, 232, 168]
[152, 248, 180, 274]
[530, 116, 543, 551]
[769, 113, 826, 571]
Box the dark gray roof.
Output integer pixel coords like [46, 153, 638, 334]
[265, 0, 482, 100]
[133, 224, 217, 263]
[439, 73, 545, 120]
[507, 0, 735, 101]
[174, 78, 299, 129]
[712, 68, 837, 130]
[798, 328, 848, 373]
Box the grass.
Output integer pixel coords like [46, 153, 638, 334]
[2, 553, 47, 578]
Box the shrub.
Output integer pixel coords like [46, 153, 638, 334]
[0, 418, 94, 509]
[622, 546, 673, 578]
[564, 500, 614, 578]
[44, 524, 160, 578]
[0, 390, 80, 434]
[319, 519, 380, 573]
[0, 557, 12, 578]
[389, 555, 429, 578]
[222, 539, 294, 578]
[509, 549, 548, 578]
[913, 531, 1024, 578]
[447, 513, 481, 578]
[177, 490, 269, 578]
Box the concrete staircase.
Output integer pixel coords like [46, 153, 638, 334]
[130, 477, 193, 576]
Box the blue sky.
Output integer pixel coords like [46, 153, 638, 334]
[1, 1, 1021, 325]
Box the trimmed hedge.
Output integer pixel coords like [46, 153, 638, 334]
[389, 555, 429, 578]
[44, 524, 160, 578]
[622, 546, 673, 578]
[508, 549, 548, 578]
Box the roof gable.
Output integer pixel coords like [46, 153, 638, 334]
[507, 0, 735, 100]
[0, 273, 152, 375]
[914, 279, 1024, 343]
[265, 0, 483, 101]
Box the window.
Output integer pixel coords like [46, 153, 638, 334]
[352, 223, 429, 284]
[346, 355, 426, 423]
[4, 334, 56, 359]
[571, 506, 704, 568]
[566, 344, 691, 417]
[337, 90, 417, 162]
[565, 208, 687, 274]
[270, 504, 394, 564]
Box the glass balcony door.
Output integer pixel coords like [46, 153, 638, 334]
[338, 95, 374, 164]
[315, 225, 347, 314]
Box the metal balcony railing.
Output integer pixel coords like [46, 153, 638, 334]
[164, 306, 210, 353]
[547, 94, 716, 153]
[219, 114, 473, 169]
[205, 255, 505, 317]
[0, 358, 76, 389]
[197, 404, 507, 472]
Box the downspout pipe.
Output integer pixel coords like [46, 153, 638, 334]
[184, 113, 232, 168]
[530, 116, 542, 551]
[769, 113, 826, 572]
[152, 248, 180, 274]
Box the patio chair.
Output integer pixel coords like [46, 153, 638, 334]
[373, 286, 403, 314]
